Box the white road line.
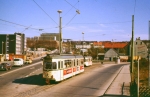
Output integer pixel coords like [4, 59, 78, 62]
[0, 61, 42, 76]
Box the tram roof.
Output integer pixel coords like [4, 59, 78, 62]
[52, 55, 83, 59]
[49, 54, 83, 59]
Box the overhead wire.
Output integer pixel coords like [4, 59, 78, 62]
[63, 0, 79, 17]
[21, 25, 32, 33]
[64, 0, 78, 10]
[63, 13, 78, 28]
[63, 0, 80, 28]
[32, 0, 58, 25]
[71, 21, 132, 25]
[0, 19, 49, 33]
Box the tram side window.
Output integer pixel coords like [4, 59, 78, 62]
[53, 62, 57, 69]
[58, 61, 60, 69]
[79, 60, 81, 65]
[71, 60, 73, 67]
[74, 60, 75, 66]
[61, 61, 63, 68]
[69, 60, 72, 67]
[64, 60, 68, 68]
[81, 59, 84, 64]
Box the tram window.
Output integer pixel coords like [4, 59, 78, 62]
[68, 60, 71, 67]
[74, 60, 75, 66]
[58, 61, 60, 69]
[65, 62, 67, 68]
[81, 59, 84, 64]
[44, 62, 57, 69]
[61, 61, 63, 68]
[71, 60, 73, 67]
[52, 62, 57, 69]
[45, 62, 52, 69]
[79, 60, 81, 65]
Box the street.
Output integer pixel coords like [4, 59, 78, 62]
[0, 61, 129, 97]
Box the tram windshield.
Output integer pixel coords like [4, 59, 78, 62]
[44, 62, 57, 70]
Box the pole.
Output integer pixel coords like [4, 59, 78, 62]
[149, 53, 150, 86]
[82, 32, 84, 55]
[137, 57, 139, 97]
[131, 15, 134, 82]
[59, 17, 62, 54]
[58, 10, 62, 54]
[149, 21, 150, 86]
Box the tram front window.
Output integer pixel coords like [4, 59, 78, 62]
[44, 62, 57, 69]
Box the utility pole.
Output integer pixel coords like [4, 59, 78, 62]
[131, 15, 134, 82]
[82, 32, 84, 55]
[58, 10, 62, 54]
[148, 21, 150, 86]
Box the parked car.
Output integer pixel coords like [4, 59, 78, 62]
[24, 59, 32, 64]
[0, 62, 12, 71]
[13, 58, 24, 66]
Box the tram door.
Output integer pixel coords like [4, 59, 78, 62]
[59, 61, 64, 80]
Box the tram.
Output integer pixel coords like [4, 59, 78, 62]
[42, 54, 84, 84]
[84, 56, 92, 67]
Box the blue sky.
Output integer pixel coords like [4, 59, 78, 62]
[0, 0, 150, 41]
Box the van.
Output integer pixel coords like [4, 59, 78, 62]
[13, 58, 24, 66]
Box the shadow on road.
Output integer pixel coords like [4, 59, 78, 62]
[12, 73, 55, 85]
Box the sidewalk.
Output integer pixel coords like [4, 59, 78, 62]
[104, 64, 131, 96]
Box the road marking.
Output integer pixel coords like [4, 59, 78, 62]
[0, 61, 42, 76]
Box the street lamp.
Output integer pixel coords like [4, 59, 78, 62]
[58, 10, 62, 54]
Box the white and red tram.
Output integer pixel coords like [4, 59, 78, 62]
[84, 56, 92, 67]
[42, 54, 84, 84]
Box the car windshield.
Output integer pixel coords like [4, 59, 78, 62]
[14, 59, 19, 61]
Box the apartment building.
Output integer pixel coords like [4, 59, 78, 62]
[0, 33, 26, 55]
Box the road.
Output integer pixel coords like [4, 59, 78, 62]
[0, 61, 129, 97]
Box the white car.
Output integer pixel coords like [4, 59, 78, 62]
[13, 58, 24, 66]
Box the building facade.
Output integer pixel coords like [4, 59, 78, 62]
[0, 33, 26, 55]
[134, 37, 148, 58]
[39, 33, 60, 41]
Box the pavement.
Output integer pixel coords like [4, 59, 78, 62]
[103, 63, 131, 97]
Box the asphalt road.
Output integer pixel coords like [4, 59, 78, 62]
[0, 61, 127, 97]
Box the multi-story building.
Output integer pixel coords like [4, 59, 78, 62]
[0, 33, 26, 55]
[39, 33, 60, 41]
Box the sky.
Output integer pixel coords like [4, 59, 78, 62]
[0, 0, 150, 42]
